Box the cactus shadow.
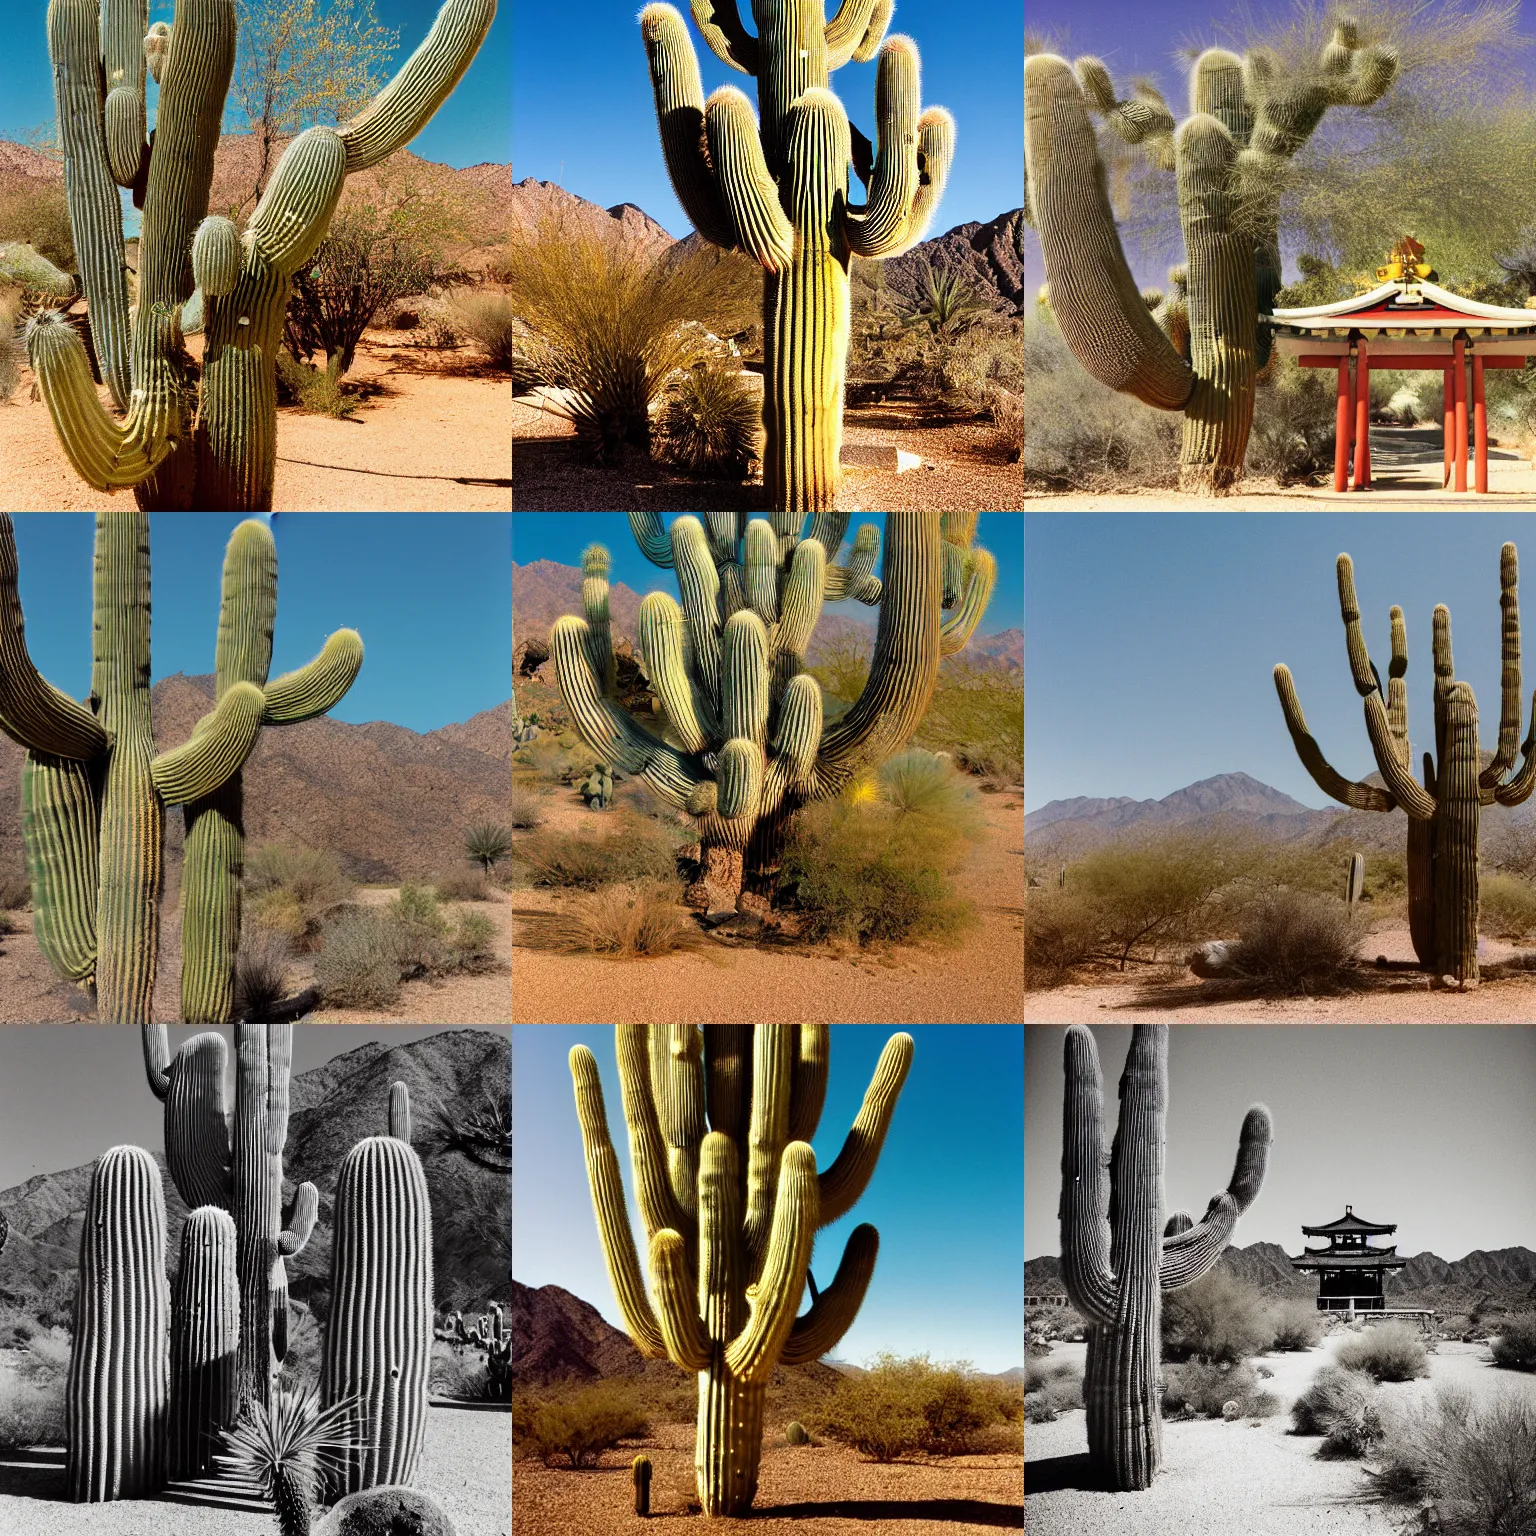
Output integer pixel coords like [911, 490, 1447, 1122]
[0, 1445, 66, 1500]
[1023, 1452, 1097, 1492]
[765, 1498, 1023, 1526]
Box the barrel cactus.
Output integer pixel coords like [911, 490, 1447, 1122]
[571, 1025, 912, 1515]
[640, 0, 953, 514]
[1025, 25, 1397, 492]
[785, 1419, 810, 1445]
[1060, 1023, 1271, 1490]
[27, 0, 495, 511]
[551, 513, 994, 913]
[0, 512, 361, 1024]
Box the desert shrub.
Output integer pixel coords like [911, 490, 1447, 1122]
[434, 867, 490, 902]
[1161, 1360, 1277, 1420]
[987, 385, 1025, 462]
[1335, 1321, 1429, 1382]
[0, 1373, 67, 1451]
[1492, 1313, 1536, 1371]
[390, 883, 451, 978]
[911, 661, 1023, 785]
[877, 749, 986, 833]
[1291, 1364, 1388, 1456]
[451, 290, 519, 372]
[276, 1305, 322, 1396]
[1245, 358, 1338, 485]
[1162, 1270, 1276, 1364]
[233, 927, 294, 1022]
[517, 818, 681, 889]
[1024, 889, 1102, 987]
[1438, 1313, 1474, 1342]
[1027, 1304, 1086, 1345]
[245, 843, 353, 947]
[449, 908, 498, 973]
[1479, 873, 1536, 940]
[0, 870, 27, 911]
[509, 785, 544, 831]
[274, 350, 353, 417]
[430, 1339, 489, 1401]
[0, 179, 74, 272]
[465, 822, 514, 874]
[513, 1382, 650, 1469]
[1222, 889, 1364, 995]
[814, 1354, 1016, 1460]
[529, 881, 699, 959]
[314, 907, 400, 1009]
[1268, 1300, 1325, 1352]
[654, 366, 761, 476]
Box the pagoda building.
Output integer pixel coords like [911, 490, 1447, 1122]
[1290, 1206, 1409, 1311]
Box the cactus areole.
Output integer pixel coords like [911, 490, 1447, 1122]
[29, 0, 495, 511]
[551, 512, 995, 914]
[640, 0, 954, 514]
[571, 1025, 912, 1516]
[1060, 1024, 1271, 1491]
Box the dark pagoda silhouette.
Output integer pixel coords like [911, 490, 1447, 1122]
[1290, 1205, 1409, 1311]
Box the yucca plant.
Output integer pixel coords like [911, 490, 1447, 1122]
[218, 1388, 366, 1536]
[464, 822, 514, 874]
[432, 1091, 512, 1173]
[896, 265, 992, 346]
[656, 366, 761, 477]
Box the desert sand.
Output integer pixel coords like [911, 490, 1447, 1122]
[514, 1419, 1023, 1536]
[511, 790, 1025, 1025]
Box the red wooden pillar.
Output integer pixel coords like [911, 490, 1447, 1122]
[1334, 355, 1352, 492]
[1353, 338, 1370, 490]
[1444, 366, 1455, 487]
[1474, 353, 1488, 494]
[1454, 337, 1468, 492]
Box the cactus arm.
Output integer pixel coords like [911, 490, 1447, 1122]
[722, 611, 770, 747]
[389, 1081, 412, 1142]
[939, 549, 998, 655]
[338, 0, 498, 173]
[641, 6, 739, 249]
[569, 1046, 669, 1359]
[718, 738, 765, 819]
[691, 0, 759, 72]
[743, 1025, 793, 1270]
[618, 1026, 696, 1243]
[780, 1222, 877, 1363]
[1273, 665, 1398, 812]
[629, 513, 678, 569]
[1385, 606, 1410, 763]
[775, 540, 827, 693]
[142, 1023, 174, 1102]
[101, 0, 149, 186]
[1481, 543, 1522, 785]
[707, 90, 795, 271]
[277, 1182, 318, 1256]
[580, 545, 617, 697]
[650, 1026, 706, 1227]
[699, 1129, 743, 1342]
[816, 1031, 912, 1227]
[1075, 57, 1176, 164]
[650, 1229, 712, 1370]
[673, 517, 725, 711]
[1159, 1105, 1273, 1289]
[703, 1028, 751, 1143]
[877, 106, 956, 259]
[823, 523, 882, 604]
[825, 0, 886, 69]
[787, 1025, 829, 1144]
[262, 631, 364, 724]
[845, 37, 923, 258]
[773, 675, 824, 788]
[1058, 1025, 1118, 1326]
[726, 1142, 818, 1382]
[1025, 55, 1194, 410]
[744, 520, 781, 624]
[246, 127, 348, 277]
[149, 681, 265, 804]
[1362, 694, 1438, 819]
[640, 594, 715, 752]
[1496, 693, 1536, 806]
[159, 1031, 234, 1210]
[22, 756, 100, 982]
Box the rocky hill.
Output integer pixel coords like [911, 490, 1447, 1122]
[0, 1028, 511, 1326]
[881, 209, 1027, 315]
[0, 675, 511, 885]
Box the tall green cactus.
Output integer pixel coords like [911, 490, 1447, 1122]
[551, 512, 994, 912]
[1025, 24, 1397, 492]
[67, 1145, 171, 1502]
[28, 0, 495, 511]
[571, 1025, 912, 1516]
[640, 0, 952, 513]
[322, 1080, 434, 1495]
[1060, 1024, 1271, 1491]
[0, 512, 361, 1024]
[1275, 545, 1536, 984]
[168, 1205, 240, 1479]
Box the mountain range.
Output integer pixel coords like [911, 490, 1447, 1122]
[0, 676, 512, 885]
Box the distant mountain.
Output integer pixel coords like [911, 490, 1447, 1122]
[882, 209, 1027, 315]
[1027, 772, 1327, 840]
[508, 178, 673, 250]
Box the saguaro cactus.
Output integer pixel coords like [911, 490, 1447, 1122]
[168, 1205, 240, 1479]
[639, 0, 953, 513]
[0, 512, 361, 1023]
[571, 1025, 912, 1516]
[552, 512, 994, 912]
[67, 1145, 172, 1502]
[322, 1081, 435, 1495]
[1025, 24, 1397, 492]
[28, 0, 496, 511]
[633, 1454, 653, 1516]
[1274, 545, 1536, 984]
[1060, 1024, 1271, 1491]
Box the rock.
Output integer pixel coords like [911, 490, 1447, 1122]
[1188, 940, 1243, 980]
[313, 1487, 456, 1536]
[841, 444, 923, 472]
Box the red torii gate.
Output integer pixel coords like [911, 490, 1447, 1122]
[1268, 253, 1536, 494]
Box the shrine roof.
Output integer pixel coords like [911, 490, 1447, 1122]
[1291, 1251, 1409, 1270]
[1300, 1242, 1400, 1259]
[1301, 1209, 1396, 1235]
[1270, 279, 1536, 333]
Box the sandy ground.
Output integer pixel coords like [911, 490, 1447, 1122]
[1025, 1336, 1534, 1535]
[513, 1418, 1023, 1536]
[0, 886, 511, 1025]
[513, 398, 1023, 512]
[1, 331, 510, 512]
[1026, 918, 1536, 1022]
[511, 785, 1025, 1025]
[0, 1406, 509, 1536]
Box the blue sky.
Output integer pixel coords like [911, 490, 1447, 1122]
[1024, 512, 1536, 812]
[513, 1025, 1024, 1373]
[513, 0, 1023, 237]
[0, 0, 508, 168]
[1026, 1025, 1536, 1263]
[514, 513, 1025, 638]
[9, 513, 511, 733]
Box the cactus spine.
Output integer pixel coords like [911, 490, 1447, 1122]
[29, 0, 495, 510]
[67, 1145, 171, 1502]
[168, 1205, 239, 1479]
[633, 1453, 652, 1515]
[571, 1025, 912, 1516]
[0, 513, 361, 1023]
[640, 1, 953, 513]
[1274, 545, 1536, 983]
[1060, 1024, 1271, 1490]
[322, 1081, 435, 1495]
[1025, 26, 1397, 492]
[552, 514, 994, 911]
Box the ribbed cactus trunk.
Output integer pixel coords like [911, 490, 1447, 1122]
[168, 1206, 240, 1480]
[67, 1146, 171, 1502]
[233, 1026, 284, 1409]
[698, 1356, 767, 1515]
[1434, 687, 1480, 980]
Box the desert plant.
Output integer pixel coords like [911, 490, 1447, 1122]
[515, 1382, 651, 1469]
[465, 822, 514, 874]
[1025, 889, 1104, 987]
[433, 866, 490, 902]
[1, 515, 361, 1023]
[515, 819, 682, 890]
[633, 1452, 652, 1515]
[1335, 1321, 1429, 1383]
[1058, 1022, 1272, 1490]
[571, 1026, 911, 1514]
[0, 180, 75, 272]
[25, 0, 495, 510]
[655, 367, 760, 477]
[274, 351, 354, 418]
[389, 883, 451, 977]
[531, 881, 700, 959]
[450, 290, 519, 371]
[785, 1420, 810, 1445]
[1269, 1300, 1324, 1352]
[508, 785, 544, 831]
[553, 515, 994, 914]
[1161, 1269, 1276, 1364]
[168, 1207, 239, 1479]
[1477, 872, 1536, 940]
[581, 763, 615, 810]
[1276, 546, 1536, 983]
[1160, 1360, 1277, 1419]
[233, 926, 295, 1021]
[449, 908, 498, 972]
[987, 386, 1025, 463]
[315, 907, 401, 1008]
[1492, 1313, 1536, 1371]
[245, 843, 355, 945]
[0, 1374, 67, 1452]
[1291, 1363, 1388, 1457]
[877, 748, 984, 831]
[1221, 889, 1364, 995]
[814, 1352, 1017, 1457]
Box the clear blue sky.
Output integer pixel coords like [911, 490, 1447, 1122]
[513, 0, 1023, 236]
[0, 0, 508, 168]
[1026, 1025, 1536, 1263]
[513, 1025, 1024, 1373]
[1024, 512, 1536, 812]
[514, 513, 1024, 638]
[10, 513, 511, 733]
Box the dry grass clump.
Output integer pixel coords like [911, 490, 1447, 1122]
[0, 1320, 69, 1451]
[529, 881, 700, 959]
[450, 290, 519, 372]
[653, 366, 761, 476]
[509, 784, 544, 830]
[433, 867, 491, 902]
[1161, 1360, 1279, 1421]
[1024, 1358, 1084, 1424]
[233, 927, 295, 1022]
[1291, 1364, 1389, 1457]
[0, 869, 31, 910]
[1223, 889, 1364, 996]
[1335, 1321, 1429, 1382]
[512, 1382, 650, 1468]
[1478, 872, 1536, 939]
[245, 842, 353, 949]
[516, 816, 681, 889]
[1268, 1300, 1325, 1352]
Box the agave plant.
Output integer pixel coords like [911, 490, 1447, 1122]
[431, 1092, 511, 1173]
[218, 1388, 366, 1536]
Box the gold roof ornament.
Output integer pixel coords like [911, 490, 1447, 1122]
[1377, 234, 1437, 283]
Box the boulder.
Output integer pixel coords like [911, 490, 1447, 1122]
[314, 1487, 456, 1536]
